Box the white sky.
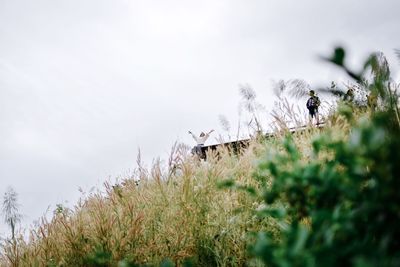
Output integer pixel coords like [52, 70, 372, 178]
[1, 0, 399, 235]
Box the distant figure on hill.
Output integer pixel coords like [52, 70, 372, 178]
[306, 90, 321, 125]
[367, 92, 378, 111]
[344, 88, 355, 102]
[189, 130, 214, 159]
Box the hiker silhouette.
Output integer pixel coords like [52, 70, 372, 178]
[306, 90, 321, 125]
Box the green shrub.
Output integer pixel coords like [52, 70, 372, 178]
[249, 48, 400, 267]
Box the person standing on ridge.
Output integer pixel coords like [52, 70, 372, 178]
[188, 130, 214, 159]
[367, 92, 378, 112]
[306, 90, 321, 125]
[344, 88, 355, 102]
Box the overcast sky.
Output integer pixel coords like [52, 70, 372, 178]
[1, 0, 399, 235]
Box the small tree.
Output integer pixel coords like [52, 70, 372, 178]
[2, 187, 22, 242]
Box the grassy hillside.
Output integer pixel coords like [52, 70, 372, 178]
[1, 48, 399, 266]
[0, 115, 352, 267]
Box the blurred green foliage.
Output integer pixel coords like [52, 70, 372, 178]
[249, 47, 400, 266]
[84, 247, 112, 267]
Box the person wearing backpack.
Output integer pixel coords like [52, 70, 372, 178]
[306, 90, 321, 125]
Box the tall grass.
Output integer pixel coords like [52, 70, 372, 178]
[0, 139, 275, 266]
[3, 61, 378, 266]
[0, 92, 361, 267]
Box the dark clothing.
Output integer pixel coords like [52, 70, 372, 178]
[306, 96, 320, 110]
[192, 144, 206, 159]
[307, 96, 320, 117]
[309, 108, 318, 117]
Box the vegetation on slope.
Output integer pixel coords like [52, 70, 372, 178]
[230, 48, 400, 267]
[1, 47, 399, 267]
[1, 140, 279, 266]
